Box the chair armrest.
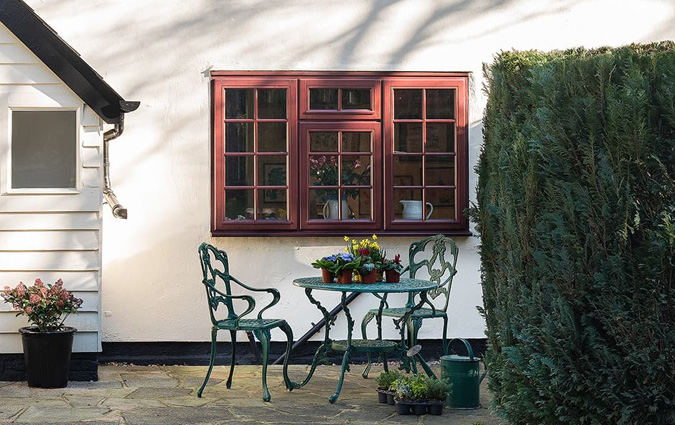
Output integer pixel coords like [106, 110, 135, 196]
[228, 276, 281, 320]
[205, 281, 256, 326]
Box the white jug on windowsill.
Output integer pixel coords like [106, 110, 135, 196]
[400, 200, 433, 220]
[323, 196, 350, 220]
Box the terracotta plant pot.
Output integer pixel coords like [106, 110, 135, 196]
[336, 270, 353, 284]
[321, 268, 334, 283]
[361, 269, 377, 284]
[385, 270, 401, 283]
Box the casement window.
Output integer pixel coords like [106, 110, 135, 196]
[11, 110, 77, 190]
[211, 72, 469, 236]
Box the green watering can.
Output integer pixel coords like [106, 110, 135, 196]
[440, 338, 487, 409]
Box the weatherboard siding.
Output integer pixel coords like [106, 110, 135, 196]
[0, 23, 103, 353]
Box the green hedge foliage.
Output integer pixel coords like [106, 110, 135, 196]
[477, 42, 675, 424]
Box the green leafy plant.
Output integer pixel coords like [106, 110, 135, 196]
[375, 370, 402, 390]
[381, 253, 404, 272]
[426, 377, 452, 402]
[2, 279, 83, 332]
[311, 255, 338, 273]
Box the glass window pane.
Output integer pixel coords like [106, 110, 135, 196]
[346, 189, 371, 220]
[394, 89, 422, 119]
[225, 89, 254, 119]
[225, 189, 253, 220]
[393, 155, 423, 186]
[394, 123, 422, 153]
[426, 189, 455, 220]
[342, 155, 371, 187]
[309, 132, 338, 152]
[225, 122, 254, 152]
[259, 122, 287, 152]
[426, 156, 455, 186]
[426, 89, 454, 119]
[426, 123, 455, 153]
[11, 111, 76, 189]
[310, 189, 341, 219]
[393, 189, 423, 220]
[309, 155, 338, 186]
[225, 156, 254, 186]
[258, 89, 286, 119]
[258, 191, 287, 220]
[342, 89, 371, 110]
[342, 132, 371, 152]
[258, 156, 286, 187]
[309, 88, 338, 110]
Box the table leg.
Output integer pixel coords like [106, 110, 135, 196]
[293, 288, 334, 388]
[329, 349, 352, 403]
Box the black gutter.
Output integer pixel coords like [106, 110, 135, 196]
[272, 292, 361, 365]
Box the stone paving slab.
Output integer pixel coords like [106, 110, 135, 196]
[0, 364, 502, 425]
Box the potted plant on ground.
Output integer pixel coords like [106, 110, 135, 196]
[375, 370, 401, 404]
[425, 377, 452, 415]
[312, 255, 338, 283]
[392, 375, 415, 415]
[381, 253, 404, 283]
[1, 278, 83, 388]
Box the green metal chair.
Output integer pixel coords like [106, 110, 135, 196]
[361, 234, 459, 377]
[197, 242, 295, 401]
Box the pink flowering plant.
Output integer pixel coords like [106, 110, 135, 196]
[1, 279, 83, 332]
[309, 155, 371, 200]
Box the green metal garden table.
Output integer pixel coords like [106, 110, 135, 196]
[291, 277, 438, 403]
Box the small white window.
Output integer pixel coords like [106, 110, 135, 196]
[11, 111, 77, 189]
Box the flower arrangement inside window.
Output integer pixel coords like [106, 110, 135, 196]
[310, 156, 371, 220]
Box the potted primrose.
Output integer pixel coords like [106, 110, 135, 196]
[1, 279, 83, 388]
[311, 254, 339, 283]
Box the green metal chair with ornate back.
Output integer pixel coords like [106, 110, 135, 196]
[360, 234, 459, 376]
[197, 242, 295, 401]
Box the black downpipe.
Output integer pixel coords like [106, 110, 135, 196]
[272, 292, 361, 365]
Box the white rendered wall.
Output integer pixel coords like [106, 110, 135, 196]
[21, 0, 675, 345]
[0, 23, 104, 353]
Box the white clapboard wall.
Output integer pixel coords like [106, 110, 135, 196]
[0, 23, 103, 353]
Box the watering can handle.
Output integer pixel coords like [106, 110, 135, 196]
[479, 355, 487, 384]
[447, 338, 474, 360]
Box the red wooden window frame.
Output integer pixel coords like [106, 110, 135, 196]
[211, 72, 469, 236]
[383, 78, 469, 232]
[211, 77, 298, 232]
[299, 121, 382, 230]
[299, 79, 381, 120]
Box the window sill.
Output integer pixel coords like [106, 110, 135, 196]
[211, 229, 473, 238]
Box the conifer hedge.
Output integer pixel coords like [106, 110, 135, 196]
[477, 42, 675, 424]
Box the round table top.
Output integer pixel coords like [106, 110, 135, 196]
[293, 277, 437, 293]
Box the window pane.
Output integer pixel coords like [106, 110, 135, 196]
[225, 189, 253, 220]
[310, 189, 342, 219]
[426, 156, 454, 186]
[225, 156, 254, 186]
[12, 111, 76, 189]
[225, 89, 254, 119]
[309, 88, 338, 110]
[309, 155, 338, 186]
[426, 89, 454, 119]
[342, 155, 370, 187]
[259, 122, 287, 152]
[394, 89, 422, 119]
[342, 132, 371, 152]
[394, 189, 423, 220]
[426, 189, 455, 220]
[394, 123, 422, 153]
[426, 123, 455, 153]
[258, 89, 286, 119]
[225, 122, 254, 152]
[346, 189, 371, 220]
[309, 132, 338, 152]
[342, 89, 371, 110]
[258, 191, 287, 220]
[258, 156, 286, 187]
[393, 155, 423, 186]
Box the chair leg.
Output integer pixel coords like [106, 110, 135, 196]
[254, 329, 272, 402]
[226, 330, 237, 389]
[279, 322, 300, 391]
[442, 316, 449, 355]
[198, 327, 218, 398]
[361, 311, 376, 378]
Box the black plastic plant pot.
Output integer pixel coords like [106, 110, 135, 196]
[428, 401, 444, 415]
[19, 326, 76, 388]
[395, 401, 411, 415]
[387, 393, 395, 405]
[377, 389, 388, 403]
[411, 402, 427, 415]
